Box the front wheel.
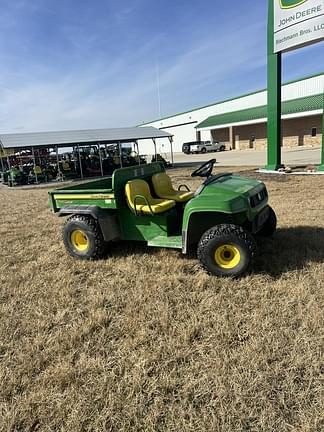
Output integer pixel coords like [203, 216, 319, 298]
[63, 214, 105, 260]
[197, 224, 256, 277]
[257, 206, 277, 237]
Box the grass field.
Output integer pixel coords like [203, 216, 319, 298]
[0, 167, 323, 432]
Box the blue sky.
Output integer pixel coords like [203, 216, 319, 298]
[0, 0, 323, 132]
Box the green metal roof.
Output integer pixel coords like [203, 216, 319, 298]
[0, 127, 172, 150]
[196, 93, 324, 129]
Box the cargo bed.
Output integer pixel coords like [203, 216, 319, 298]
[49, 163, 165, 213]
[48, 177, 116, 212]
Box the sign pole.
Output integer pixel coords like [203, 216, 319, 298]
[267, 0, 324, 171]
[318, 92, 324, 171]
[266, 0, 282, 170]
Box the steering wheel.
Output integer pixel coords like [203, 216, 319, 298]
[191, 159, 216, 178]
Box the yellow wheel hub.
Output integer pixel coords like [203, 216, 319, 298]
[214, 244, 241, 269]
[70, 230, 89, 252]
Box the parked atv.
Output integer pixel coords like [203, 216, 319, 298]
[49, 160, 276, 277]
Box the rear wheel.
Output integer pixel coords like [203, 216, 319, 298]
[197, 224, 256, 277]
[257, 206, 277, 237]
[63, 214, 105, 260]
[201, 147, 207, 154]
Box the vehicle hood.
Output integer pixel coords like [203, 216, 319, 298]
[183, 174, 268, 225]
[201, 175, 263, 197]
[190, 174, 266, 213]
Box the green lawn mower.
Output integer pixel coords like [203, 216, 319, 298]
[6, 167, 28, 186]
[49, 160, 276, 277]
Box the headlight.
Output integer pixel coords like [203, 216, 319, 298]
[250, 187, 268, 208]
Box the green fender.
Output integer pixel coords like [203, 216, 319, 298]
[181, 195, 249, 253]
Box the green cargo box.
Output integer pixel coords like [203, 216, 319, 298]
[48, 163, 164, 213]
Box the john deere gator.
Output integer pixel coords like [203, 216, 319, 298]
[48, 160, 277, 277]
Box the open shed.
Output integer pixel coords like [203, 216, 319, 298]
[0, 126, 173, 185]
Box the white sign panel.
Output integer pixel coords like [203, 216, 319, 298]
[274, 0, 324, 52]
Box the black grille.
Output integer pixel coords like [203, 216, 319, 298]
[250, 188, 268, 208]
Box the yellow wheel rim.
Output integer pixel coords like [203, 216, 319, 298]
[214, 244, 241, 269]
[70, 230, 89, 252]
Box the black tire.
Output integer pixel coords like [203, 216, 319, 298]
[257, 206, 277, 237]
[63, 214, 105, 260]
[201, 148, 207, 154]
[197, 224, 257, 277]
[220, 145, 225, 152]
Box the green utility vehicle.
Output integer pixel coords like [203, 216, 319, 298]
[48, 160, 276, 277]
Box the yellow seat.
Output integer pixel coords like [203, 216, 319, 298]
[113, 155, 121, 165]
[152, 173, 194, 203]
[34, 165, 43, 175]
[125, 179, 176, 215]
[62, 161, 71, 171]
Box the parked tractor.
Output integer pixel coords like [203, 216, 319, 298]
[49, 160, 277, 277]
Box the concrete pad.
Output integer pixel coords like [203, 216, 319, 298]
[172, 146, 322, 167]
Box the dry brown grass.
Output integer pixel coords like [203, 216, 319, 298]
[0, 167, 323, 432]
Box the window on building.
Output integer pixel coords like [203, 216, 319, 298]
[311, 127, 317, 137]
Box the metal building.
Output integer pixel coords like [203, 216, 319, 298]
[140, 73, 324, 154]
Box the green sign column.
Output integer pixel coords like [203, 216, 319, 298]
[266, 0, 283, 170]
[318, 94, 324, 171]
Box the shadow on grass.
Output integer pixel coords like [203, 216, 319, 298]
[106, 226, 324, 278]
[107, 241, 161, 258]
[255, 226, 324, 277]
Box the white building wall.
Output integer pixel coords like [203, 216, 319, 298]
[282, 75, 324, 100]
[137, 137, 172, 156]
[200, 130, 212, 141]
[140, 74, 324, 153]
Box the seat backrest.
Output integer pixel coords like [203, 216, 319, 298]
[113, 162, 165, 208]
[113, 155, 121, 164]
[62, 162, 71, 171]
[152, 172, 174, 196]
[125, 179, 153, 210]
[34, 166, 42, 175]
